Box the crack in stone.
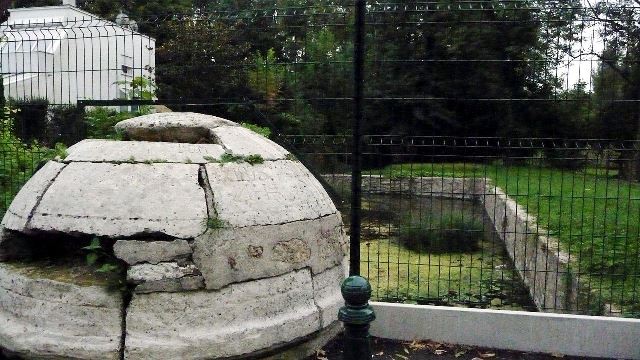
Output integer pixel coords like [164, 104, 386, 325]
[24, 163, 67, 230]
[230, 212, 339, 230]
[119, 287, 133, 360]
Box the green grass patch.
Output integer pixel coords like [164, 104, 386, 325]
[372, 162, 640, 314]
[361, 237, 532, 310]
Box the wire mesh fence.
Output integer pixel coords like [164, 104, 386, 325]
[1, 1, 640, 317]
[282, 135, 640, 317]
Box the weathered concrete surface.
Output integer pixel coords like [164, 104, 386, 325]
[0, 263, 122, 360]
[114, 239, 192, 265]
[127, 262, 204, 293]
[210, 126, 289, 160]
[65, 139, 226, 164]
[481, 185, 583, 313]
[1, 161, 66, 231]
[193, 213, 346, 289]
[127, 262, 199, 283]
[134, 275, 205, 294]
[312, 259, 349, 327]
[206, 161, 337, 227]
[115, 112, 237, 143]
[124, 268, 322, 359]
[27, 162, 207, 238]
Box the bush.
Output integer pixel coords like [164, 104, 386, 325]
[0, 107, 64, 216]
[47, 105, 83, 145]
[9, 98, 49, 143]
[398, 213, 483, 253]
[84, 108, 139, 139]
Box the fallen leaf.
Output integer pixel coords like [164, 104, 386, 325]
[395, 354, 409, 360]
[404, 347, 410, 354]
[435, 349, 447, 355]
[551, 353, 565, 358]
[479, 353, 496, 358]
[455, 350, 467, 358]
[375, 351, 384, 356]
[471, 357, 483, 360]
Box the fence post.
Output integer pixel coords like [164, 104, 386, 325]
[350, 0, 367, 277]
[339, 276, 375, 360]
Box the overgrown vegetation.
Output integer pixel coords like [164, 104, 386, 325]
[374, 162, 640, 314]
[241, 122, 271, 138]
[398, 214, 483, 253]
[0, 107, 66, 216]
[204, 152, 265, 165]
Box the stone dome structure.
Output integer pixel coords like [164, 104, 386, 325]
[0, 113, 348, 359]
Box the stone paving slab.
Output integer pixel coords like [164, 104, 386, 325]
[28, 162, 207, 238]
[1, 161, 66, 231]
[125, 268, 321, 359]
[193, 212, 346, 289]
[205, 160, 337, 227]
[210, 125, 289, 160]
[65, 139, 226, 164]
[0, 263, 122, 360]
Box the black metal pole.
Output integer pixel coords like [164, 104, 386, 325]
[350, 0, 366, 277]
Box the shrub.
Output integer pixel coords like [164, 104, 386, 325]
[9, 98, 49, 143]
[47, 105, 82, 145]
[397, 213, 483, 253]
[0, 106, 63, 216]
[84, 108, 138, 139]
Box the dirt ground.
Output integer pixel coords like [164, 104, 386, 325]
[306, 336, 607, 360]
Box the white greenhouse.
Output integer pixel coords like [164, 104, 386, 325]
[0, 2, 155, 105]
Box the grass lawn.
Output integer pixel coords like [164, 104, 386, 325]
[360, 235, 534, 311]
[370, 163, 640, 315]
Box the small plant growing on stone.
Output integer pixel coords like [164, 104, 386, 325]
[219, 152, 244, 164]
[202, 216, 226, 230]
[203, 155, 217, 163]
[241, 122, 271, 138]
[284, 153, 298, 161]
[82, 237, 122, 273]
[244, 154, 264, 165]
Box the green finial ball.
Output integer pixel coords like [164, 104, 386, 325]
[341, 276, 372, 305]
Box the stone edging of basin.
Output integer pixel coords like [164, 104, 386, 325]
[322, 174, 601, 315]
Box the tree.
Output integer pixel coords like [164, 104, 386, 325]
[585, 0, 640, 179]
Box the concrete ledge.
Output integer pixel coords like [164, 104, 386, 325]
[370, 302, 640, 359]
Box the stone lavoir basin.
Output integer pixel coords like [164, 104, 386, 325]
[0, 113, 348, 359]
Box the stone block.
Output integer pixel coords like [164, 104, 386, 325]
[115, 112, 237, 143]
[1, 161, 66, 231]
[210, 126, 289, 160]
[205, 160, 337, 227]
[28, 162, 207, 238]
[114, 239, 192, 265]
[193, 212, 346, 289]
[127, 262, 199, 283]
[0, 263, 122, 360]
[65, 139, 226, 164]
[124, 268, 321, 359]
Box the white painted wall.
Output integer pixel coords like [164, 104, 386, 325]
[0, 5, 155, 106]
[370, 302, 640, 359]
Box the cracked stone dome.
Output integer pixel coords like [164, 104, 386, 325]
[0, 112, 348, 360]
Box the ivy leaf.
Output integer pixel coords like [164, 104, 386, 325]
[96, 263, 119, 273]
[86, 253, 98, 265]
[82, 238, 102, 251]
